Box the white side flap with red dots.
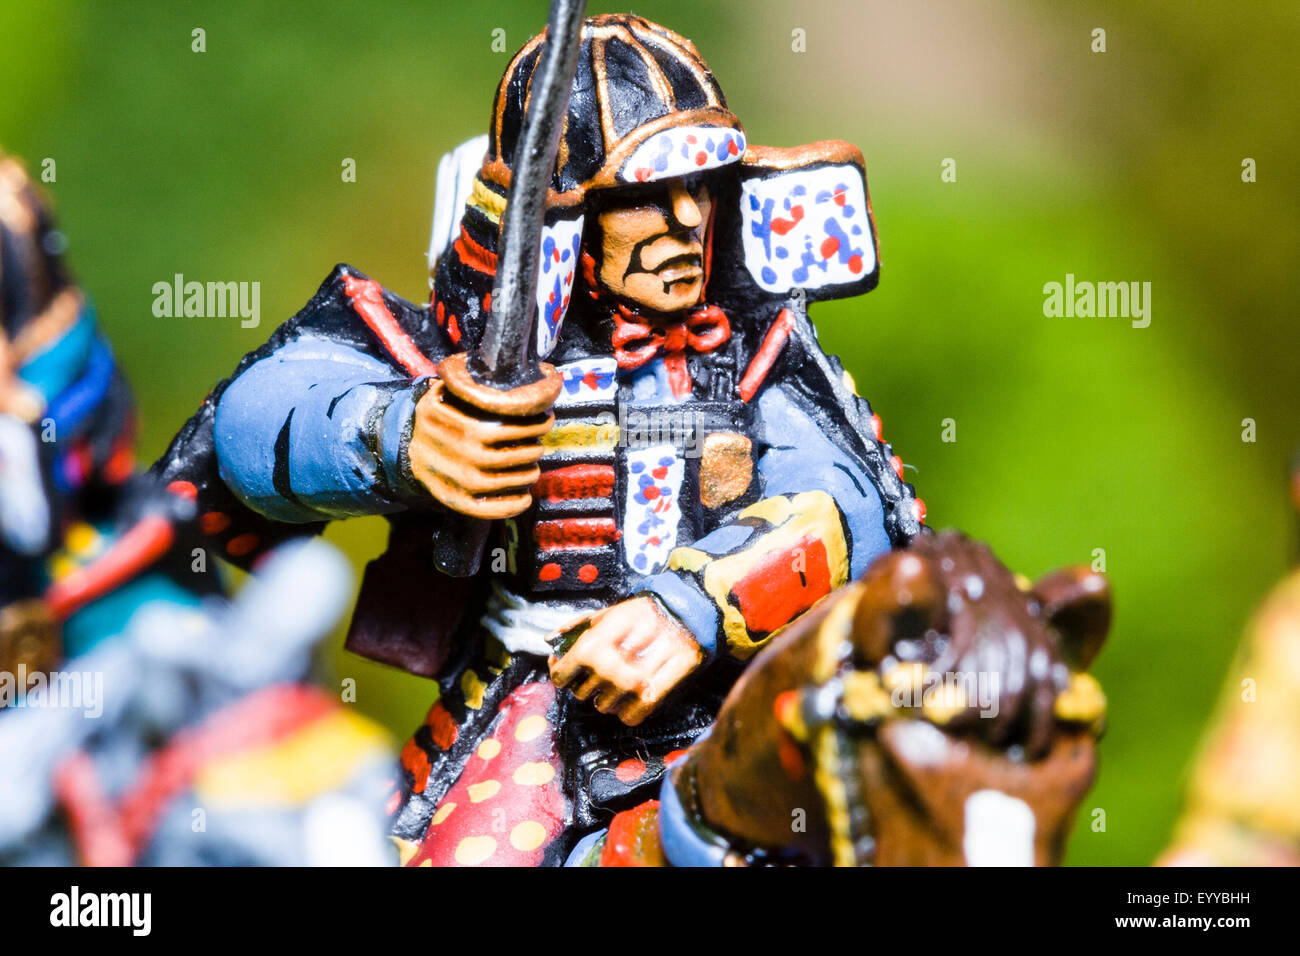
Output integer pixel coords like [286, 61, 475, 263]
[736, 143, 880, 301]
[534, 212, 585, 359]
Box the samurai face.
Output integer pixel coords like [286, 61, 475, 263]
[594, 173, 713, 314]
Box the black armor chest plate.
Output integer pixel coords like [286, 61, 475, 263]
[507, 332, 759, 602]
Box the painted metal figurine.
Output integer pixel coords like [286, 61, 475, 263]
[153, 12, 924, 866]
[1158, 461, 1300, 867]
[0, 149, 214, 688]
[1, 538, 394, 867]
[0, 151, 393, 867]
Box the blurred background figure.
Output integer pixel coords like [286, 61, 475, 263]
[0, 151, 395, 866]
[1158, 461, 1300, 866]
[1, 147, 214, 675]
[1, 538, 395, 866]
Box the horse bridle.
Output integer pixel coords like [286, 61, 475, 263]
[770, 587, 1108, 866]
[658, 589, 885, 867]
[660, 585, 1108, 866]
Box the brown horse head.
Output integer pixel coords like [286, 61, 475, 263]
[677, 530, 1110, 866]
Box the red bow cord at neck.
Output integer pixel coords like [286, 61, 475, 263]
[610, 303, 731, 398]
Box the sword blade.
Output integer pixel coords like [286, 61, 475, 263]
[476, 0, 587, 387]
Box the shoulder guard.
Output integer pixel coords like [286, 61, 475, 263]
[149, 265, 448, 569]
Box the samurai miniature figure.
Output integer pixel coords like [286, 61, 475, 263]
[0, 150, 393, 868]
[0, 149, 215, 685]
[152, 12, 923, 866]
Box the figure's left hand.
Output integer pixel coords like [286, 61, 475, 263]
[548, 596, 703, 727]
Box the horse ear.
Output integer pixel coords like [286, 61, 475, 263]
[853, 549, 944, 665]
[1032, 566, 1111, 670]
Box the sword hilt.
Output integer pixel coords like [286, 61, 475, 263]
[428, 353, 562, 577]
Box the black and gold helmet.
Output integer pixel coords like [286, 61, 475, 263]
[432, 14, 880, 362]
[483, 14, 747, 205]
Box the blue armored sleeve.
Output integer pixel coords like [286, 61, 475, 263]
[213, 336, 432, 523]
[642, 382, 890, 662]
[751, 384, 890, 579]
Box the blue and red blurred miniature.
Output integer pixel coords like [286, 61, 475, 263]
[0, 151, 392, 867]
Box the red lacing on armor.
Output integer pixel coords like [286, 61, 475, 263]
[610, 303, 730, 398]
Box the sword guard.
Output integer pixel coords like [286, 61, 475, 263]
[438, 351, 561, 416]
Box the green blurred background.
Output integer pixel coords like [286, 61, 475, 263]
[3, 0, 1296, 865]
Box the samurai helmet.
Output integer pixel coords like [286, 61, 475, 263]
[482, 13, 747, 205]
[431, 15, 880, 359]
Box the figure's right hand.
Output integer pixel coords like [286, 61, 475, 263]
[407, 353, 561, 519]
